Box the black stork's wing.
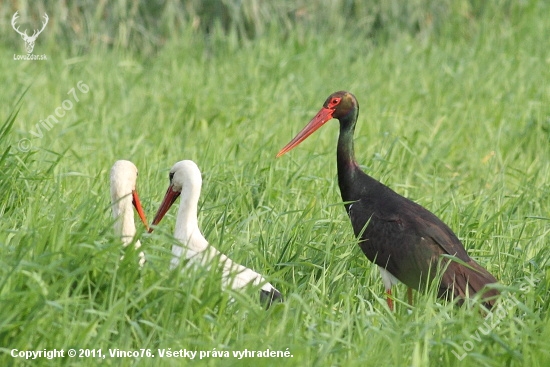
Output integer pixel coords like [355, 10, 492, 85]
[346, 183, 498, 306]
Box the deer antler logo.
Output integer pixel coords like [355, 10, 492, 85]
[11, 11, 49, 54]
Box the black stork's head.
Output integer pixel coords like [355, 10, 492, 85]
[276, 91, 359, 157]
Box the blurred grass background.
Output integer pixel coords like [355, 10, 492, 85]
[1, 0, 549, 366]
[0, 0, 531, 55]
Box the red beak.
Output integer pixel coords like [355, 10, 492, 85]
[132, 189, 149, 231]
[148, 184, 181, 233]
[276, 107, 334, 157]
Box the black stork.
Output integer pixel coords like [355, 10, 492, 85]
[276, 91, 499, 310]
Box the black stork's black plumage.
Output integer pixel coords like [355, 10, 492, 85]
[277, 91, 499, 310]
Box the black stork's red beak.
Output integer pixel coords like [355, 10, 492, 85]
[276, 106, 335, 157]
[132, 189, 149, 231]
[148, 184, 181, 233]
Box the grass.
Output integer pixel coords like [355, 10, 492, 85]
[1, 1, 550, 366]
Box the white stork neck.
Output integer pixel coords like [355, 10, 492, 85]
[174, 182, 202, 245]
[112, 195, 136, 246]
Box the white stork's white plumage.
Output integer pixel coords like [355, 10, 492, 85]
[110, 160, 149, 266]
[149, 160, 283, 307]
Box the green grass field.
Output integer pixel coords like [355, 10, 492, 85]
[1, 1, 549, 366]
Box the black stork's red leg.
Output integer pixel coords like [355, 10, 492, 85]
[277, 91, 500, 310]
[407, 287, 413, 307]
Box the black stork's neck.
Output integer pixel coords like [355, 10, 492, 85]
[336, 103, 382, 205]
[336, 107, 361, 202]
